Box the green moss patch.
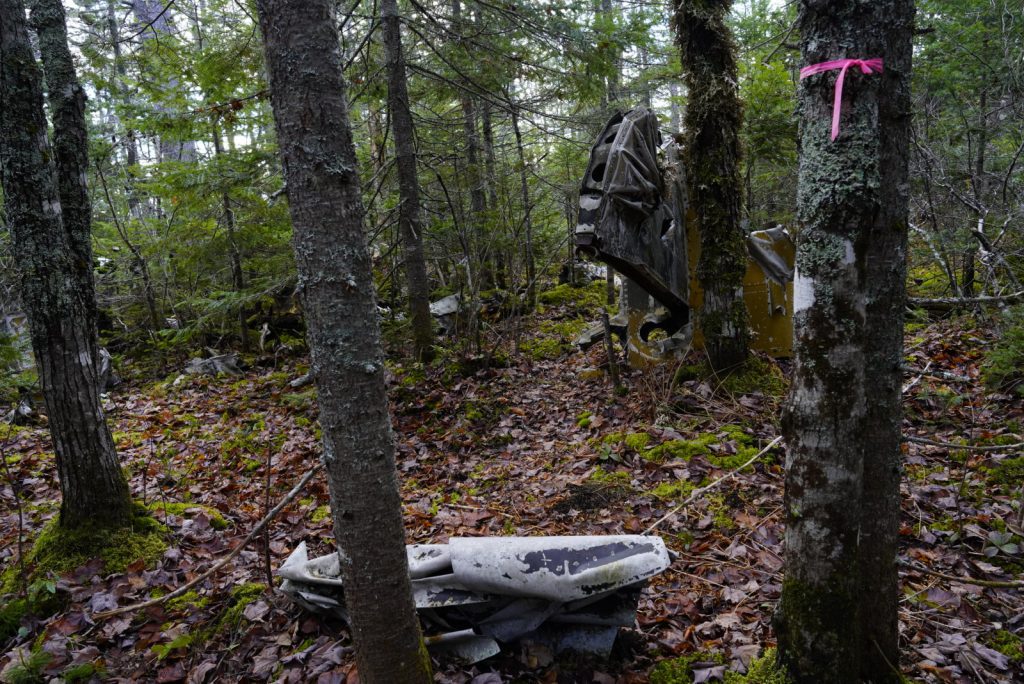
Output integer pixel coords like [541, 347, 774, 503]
[536, 282, 605, 310]
[1, 503, 169, 597]
[724, 648, 790, 683]
[147, 501, 229, 530]
[519, 319, 588, 360]
[310, 505, 332, 523]
[651, 651, 726, 684]
[650, 479, 698, 501]
[152, 583, 267, 660]
[165, 590, 210, 612]
[982, 305, 1024, 395]
[985, 630, 1023, 663]
[587, 466, 633, 489]
[642, 426, 763, 469]
[0, 591, 64, 643]
[675, 356, 787, 397]
[983, 455, 1024, 491]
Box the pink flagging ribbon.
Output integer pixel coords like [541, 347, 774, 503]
[799, 58, 884, 141]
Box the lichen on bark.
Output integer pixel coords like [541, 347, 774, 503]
[778, 2, 914, 683]
[675, 0, 749, 371]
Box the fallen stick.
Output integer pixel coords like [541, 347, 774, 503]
[903, 435, 1024, 452]
[643, 435, 783, 536]
[94, 464, 321, 619]
[908, 290, 1024, 311]
[902, 360, 932, 394]
[898, 558, 1023, 589]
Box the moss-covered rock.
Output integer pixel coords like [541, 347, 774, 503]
[536, 282, 605, 310]
[519, 319, 588, 360]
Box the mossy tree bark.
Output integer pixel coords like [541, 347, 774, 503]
[0, 0, 132, 531]
[675, 0, 749, 371]
[254, 1, 431, 681]
[777, 2, 914, 682]
[380, 0, 435, 362]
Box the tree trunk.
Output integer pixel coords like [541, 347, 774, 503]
[480, 102, 507, 289]
[452, 0, 488, 292]
[211, 125, 250, 350]
[510, 105, 536, 308]
[669, 81, 682, 134]
[776, 2, 914, 682]
[676, 0, 749, 371]
[2, 0, 132, 530]
[254, 1, 431, 682]
[380, 0, 435, 362]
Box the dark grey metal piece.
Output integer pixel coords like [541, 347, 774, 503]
[575, 108, 690, 325]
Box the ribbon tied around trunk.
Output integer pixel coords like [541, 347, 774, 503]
[800, 58, 884, 141]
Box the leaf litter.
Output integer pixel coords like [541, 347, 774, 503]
[0, 304, 1021, 683]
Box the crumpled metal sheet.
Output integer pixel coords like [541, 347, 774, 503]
[747, 226, 794, 286]
[278, 535, 670, 663]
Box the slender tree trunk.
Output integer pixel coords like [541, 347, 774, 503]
[95, 163, 162, 332]
[480, 102, 507, 289]
[454, 8, 488, 285]
[776, 2, 914, 682]
[211, 125, 249, 350]
[107, 0, 141, 216]
[669, 81, 683, 134]
[380, 0, 435, 361]
[600, 0, 621, 104]
[510, 105, 536, 307]
[964, 85, 988, 297]
[131, 0, 196, 162]
[676, 0, 749, 371]
[254, 2, 431, 681]
[2, 0, 132, 530]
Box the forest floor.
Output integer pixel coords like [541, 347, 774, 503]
[1, 282, 1022, 683]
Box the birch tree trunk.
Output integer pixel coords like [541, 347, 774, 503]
[1, 0, 132, 530]
[380, 0, 435, 362]
[676, 0, 749, 371]
[777, 2, 914, 682]
[254, 1, 431, 681]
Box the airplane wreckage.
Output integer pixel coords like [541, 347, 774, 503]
[279, 536, 672, 663]
[575, 107, 795, 367]
[277, 108, 791, 662]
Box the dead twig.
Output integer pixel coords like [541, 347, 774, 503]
[643, 435, 783, 535]
[94, 463, 321, 619]
[899, 558, 1024, 589]
[903, 435, 1024, 451]
[902, 360, 932, 394]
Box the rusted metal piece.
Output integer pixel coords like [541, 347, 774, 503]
[278, 535, 671, 663]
